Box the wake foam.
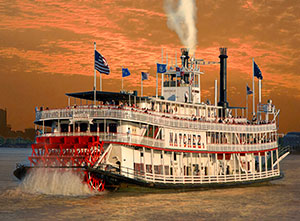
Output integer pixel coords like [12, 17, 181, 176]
[20, 168, 98, 196]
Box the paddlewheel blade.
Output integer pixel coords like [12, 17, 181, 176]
[85, 139, 104, 167]
[84, 171, 105, 192]
[28, 136, 106, 191]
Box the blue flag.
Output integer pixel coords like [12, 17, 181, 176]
[157, 63, 167, 73]
[247, 85, 253, 95]
[142, 72, 149, 80]
[254, 61, 263, 80]
[95, 50, 110, 75]
[122, 68, 131, 77]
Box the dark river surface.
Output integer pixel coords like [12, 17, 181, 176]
[0, 147, 299, 220]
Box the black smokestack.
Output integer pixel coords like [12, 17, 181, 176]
[180, 48, 189, 68]
[218, 48, 228, 117]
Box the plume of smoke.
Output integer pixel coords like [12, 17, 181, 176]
[164, 0, 198, 55]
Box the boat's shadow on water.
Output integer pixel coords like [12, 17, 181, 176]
[10, 167, 287, 199]
[5, 181, 283, 200]
[97, 181, 285, 198]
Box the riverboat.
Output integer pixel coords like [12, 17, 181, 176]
[14, 48, 289, 191]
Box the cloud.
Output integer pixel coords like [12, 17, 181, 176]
[0, 0, 300, 133]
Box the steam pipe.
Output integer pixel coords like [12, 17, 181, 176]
[180, 48, 189, 68]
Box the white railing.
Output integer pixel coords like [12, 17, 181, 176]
[99, 164, 281, 185]
[206, 142, 277, 152]
[143, 170, 280, 184]
[41, 132, 277, 152]
[36, 107, 277, 133]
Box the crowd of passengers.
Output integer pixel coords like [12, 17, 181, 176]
[209, 133, 277, 145]
[38, 100, 274, 126]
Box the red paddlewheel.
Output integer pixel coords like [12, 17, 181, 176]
[84, 171, 105, 192]
[85, 141, 104, 167]
[28, 136, 102, 168]
[28, 136, 106, 191]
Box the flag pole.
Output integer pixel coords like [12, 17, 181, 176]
[246, 85, 248, 119]
[156, 71, 158, 98]
[252, 58, 255, 118]
[156, 60, 158, 98]
[215, 79, 217, 106]
[99, 47, 102, 92]
[100, 73, 102, 91]
[141, 73, 143, 97]
[166, 51, 168, 98]
[161, 49, 164, 97]
[121, 66, 123, 91]
[258, 79, 262, 121]
[259, 79, 262, 103]
[94, 42, 96, 105]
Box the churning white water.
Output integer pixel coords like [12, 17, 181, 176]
[20, 168, 96, 196]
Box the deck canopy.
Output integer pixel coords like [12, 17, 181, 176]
[66, 90, 147, 103]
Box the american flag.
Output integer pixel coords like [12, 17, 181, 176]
[95, 50, 110, 75]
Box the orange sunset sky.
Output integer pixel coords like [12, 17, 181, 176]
[0, 0, 299, 133]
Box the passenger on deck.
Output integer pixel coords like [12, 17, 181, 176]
[184, 91, 189, 103]
[127, 127, 131, 143]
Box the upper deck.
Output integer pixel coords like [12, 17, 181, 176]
[35, 103, 276, 134]
[34, 103, 277, 153]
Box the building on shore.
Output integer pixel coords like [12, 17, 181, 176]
[0, 108, 35, 142]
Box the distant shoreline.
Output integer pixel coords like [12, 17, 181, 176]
[0, 144, 32, 148]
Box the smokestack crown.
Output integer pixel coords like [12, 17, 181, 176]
[219, 48, 227, 56]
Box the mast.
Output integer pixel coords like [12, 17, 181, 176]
[258, 79, 262, 121]
[214, 79, 217, 106]
[94, 42, 96, 105]
[252, 58, 255, 117]
[161, 48, 164, 97]
[141, 72, 143, 97]
[121, 66, 123, 91]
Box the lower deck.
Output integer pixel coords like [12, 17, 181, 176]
[88, 166, 283, 189]
[101, 143, 282, 186]
[25, 134, 287, 189]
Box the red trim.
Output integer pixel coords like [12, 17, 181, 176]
[104, 141, 277, 154]
[39, 131, 165, 142]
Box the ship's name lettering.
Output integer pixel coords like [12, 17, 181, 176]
[169, 132, 205, 149]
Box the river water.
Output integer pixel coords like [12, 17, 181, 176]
[0, 148, 299, 220]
